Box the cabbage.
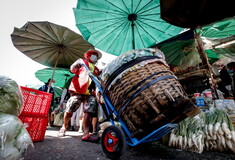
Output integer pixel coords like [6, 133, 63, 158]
[0, 113, 33, 160]
[0, 75, 23, 116]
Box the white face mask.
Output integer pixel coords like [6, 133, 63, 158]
[90, 55, 98, 63]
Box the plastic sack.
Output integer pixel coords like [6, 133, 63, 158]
[0, 75, 23, 116]
[0, 113, 33, 160]
[53, 112, 64, 126]
[101, 48, 165, 82]
[98, 104, 106, 122]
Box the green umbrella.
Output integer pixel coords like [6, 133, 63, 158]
[73, 0, 184, 56]
[25, 84, 63, 98]
[35, 67, 74, 88]
[153, 30, 223, 66]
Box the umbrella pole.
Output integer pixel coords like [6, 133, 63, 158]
[131, 20, 135, 49]
[47, 53, 60, 93]
[194, 28, 219, 99]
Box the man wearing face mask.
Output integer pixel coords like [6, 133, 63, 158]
[58, 49, 102, 142]
[218, 62, 235, 98]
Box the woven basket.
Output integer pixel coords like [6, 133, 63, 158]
[104, 58, 200, 138]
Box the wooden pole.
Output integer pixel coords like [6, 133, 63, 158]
[194, 28, 219, 99]
[47, 52, 60, 93]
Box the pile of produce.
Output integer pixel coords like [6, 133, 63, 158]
[168, 107, 235, 153]
[168, 113, 205, 153]
[0, 75, 33, 160]
[204, 108, 235, 152]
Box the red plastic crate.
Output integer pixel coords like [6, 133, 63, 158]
[19, 116, 48, 142]
[20, 86, 52, 117]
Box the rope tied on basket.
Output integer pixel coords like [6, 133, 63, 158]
[117, 75, 177, 118]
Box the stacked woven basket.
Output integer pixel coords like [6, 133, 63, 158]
[101, 48, 200, 138]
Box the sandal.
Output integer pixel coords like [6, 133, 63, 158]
[81, 134, 100, 143]
[57, 128, 66, 137]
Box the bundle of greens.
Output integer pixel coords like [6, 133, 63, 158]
[168, 107, 235, 153]
[0, 75, 23, 116]
[168, 113, 205, 153]
[204, 108, 235, 152]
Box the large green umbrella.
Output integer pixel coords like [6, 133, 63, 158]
[35, 67, 74, 88]
[73, 0, 184, 56]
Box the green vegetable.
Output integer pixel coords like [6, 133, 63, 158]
[0, 113, 33, 160]
[0, 75, 23, 116]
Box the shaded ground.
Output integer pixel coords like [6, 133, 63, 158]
[23, 126, 235, 160]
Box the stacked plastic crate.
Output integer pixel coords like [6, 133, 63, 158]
[19, 86, 52, 142]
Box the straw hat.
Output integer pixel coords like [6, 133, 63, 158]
[84, 49, 102, 60]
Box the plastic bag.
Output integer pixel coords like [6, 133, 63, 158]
[0, 75, 23, 116]
[53, 112, 64, 126]
[0, 113, 33, 160]
[98, 104, 106, 122]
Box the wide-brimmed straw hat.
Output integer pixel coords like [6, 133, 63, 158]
[84, 49, 102, 60]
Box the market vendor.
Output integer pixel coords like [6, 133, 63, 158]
[218, 62, 235, 99]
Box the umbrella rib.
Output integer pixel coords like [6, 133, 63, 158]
[137, 5, 160, 15]
[135, 0, 154, 14]
[93, 20, 129, 46]
[78, 8, 126, 17]
[133, 24, 146, 48]
[47, 22, 62, 43]
[137, 18, 178, 37]
[135, 20, 159, 42]
[104, 0, 129, 14]
[25, 47, 59, 60]
[86, 18, 128, 40]
[11, 34, 56, 46]
[77, 16, 127, 25]
[28, 22, 59, 44]
[121, 0, 131, 14]
[106, 21, 131, 52]
[139, 16, 165, 23]
[133, 0, 142, 13]
[13, 29, 57, 44]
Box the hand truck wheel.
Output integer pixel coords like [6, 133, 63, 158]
[101, 125, 126, 159]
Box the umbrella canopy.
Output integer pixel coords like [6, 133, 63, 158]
[25, 84, 63, 98]
[160, 0, 234, 28]
[35, 67, 74, 88]
[201, 17, 235, 57]
[153, 30, 223, 67]
[73, 0, 184, 56]
[11, 21, 94, 68]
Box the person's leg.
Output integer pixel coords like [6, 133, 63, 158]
[58, 95, 82, 137]
[92, 117, 98, 133]
[82, 112, 92, 138]
[62, 112, 73, 130]
[70, 112, 76, 131]
[81, 95, 99, 142]
[78, 116, 84, 133]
